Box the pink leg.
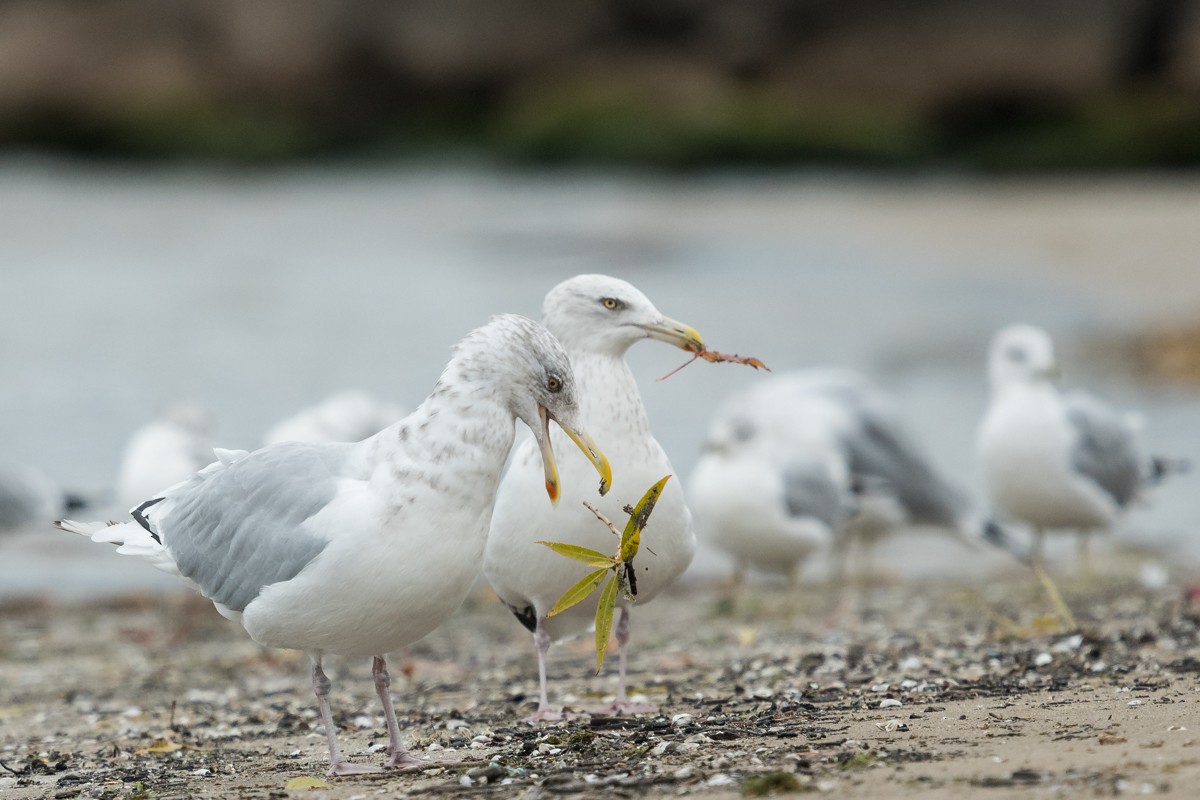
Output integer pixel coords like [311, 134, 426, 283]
[372, 655, 427, 768]
[602, 608, 657, 715]
[523, 617, 565, 723]
[311, 656, 383, 776]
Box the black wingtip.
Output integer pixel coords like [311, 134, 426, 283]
[132, 496, 166, 543]
[62, 492, 89, 513]
[983, 520, 1032, 566]
[507, 603, 538, 634]
[1149, 456, 1190, 484]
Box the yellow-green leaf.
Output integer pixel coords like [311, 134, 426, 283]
[546, 568, 609, 617]
[619, 475, 672, 563]
[536, 541, 615, 568]
[285, 776, 332, 790]
[133, 739, 184, 756]
[594, 573, 619, 672]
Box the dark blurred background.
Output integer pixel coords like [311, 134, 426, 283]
[2, 0, 1199, 168]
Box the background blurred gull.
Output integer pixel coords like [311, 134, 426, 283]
[691, 370, 1003, 583]
[116, 403, 215, 512]
[0, 465, 88, 535]
[977, 323, 1187, 567]
[688, 418, 841, 586]
[263, 390, 405, 446]
[485, 275, 701, 721]
[55, 314, 611, 775]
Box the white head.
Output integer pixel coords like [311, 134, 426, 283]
[541, 274, 705, 357]
[988, 323, 1059, 390]
[452, 314, 612, 503]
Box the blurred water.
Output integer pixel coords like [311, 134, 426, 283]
[1, 158, 1197, 597]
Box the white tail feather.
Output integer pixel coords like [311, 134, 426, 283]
[54, 518, 182, 578]
[54, 519, 117, 537]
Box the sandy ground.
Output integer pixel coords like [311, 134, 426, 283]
[2, 566, 1199, 800]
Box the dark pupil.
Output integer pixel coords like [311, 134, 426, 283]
[1005, 346, 1027, 363]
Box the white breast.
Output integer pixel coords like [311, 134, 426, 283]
[978, 387, 1115, 530]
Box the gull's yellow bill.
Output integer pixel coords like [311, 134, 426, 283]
[536, 404, 611, 505]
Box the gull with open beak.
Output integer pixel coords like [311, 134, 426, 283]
[537, 401, 609, 504]
[485, 274, 701, 720]
[55, 314, 610, 775]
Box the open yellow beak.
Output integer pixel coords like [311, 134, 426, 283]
[537, 404, 612, 506]
[637, 316, 705, 353]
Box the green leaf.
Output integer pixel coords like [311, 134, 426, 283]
[546, 568, 609, 617]
[536, 541, 616, 568]
[619, 475, 672, 563]
[594, 573, 619, 672]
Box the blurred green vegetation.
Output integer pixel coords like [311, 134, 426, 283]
[492, 85, 930, 167]
[3, 88, 1198, 171]
[2, 0, 1198, 170]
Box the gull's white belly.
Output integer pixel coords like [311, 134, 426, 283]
[690, 455, 825, 574]
[979, 395, 1113, 531]
[242, 493, 490, 657]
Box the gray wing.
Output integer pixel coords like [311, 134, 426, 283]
[149, 442, 350, 612]
[826, 385, 969, 528]
[781, 460, 843, 528]
[1063, 391, 1141, 508]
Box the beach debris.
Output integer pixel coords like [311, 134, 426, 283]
[657, 348, 769, 381]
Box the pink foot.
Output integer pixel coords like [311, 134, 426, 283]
[328, 761, 386, 776]
[388, 751, 430, 769]
[523, 706, 565, 724]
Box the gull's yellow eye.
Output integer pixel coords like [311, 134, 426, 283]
[601, 297, 621, 310]
[547, 374, 563, 393]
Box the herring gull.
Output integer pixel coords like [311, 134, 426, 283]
[691, 370, 1001, 583]
[977, 323, 1180, 565]
[688, 413, 842, 586]
[57, 314, 611, 775]
[485, 275, 701, 721]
